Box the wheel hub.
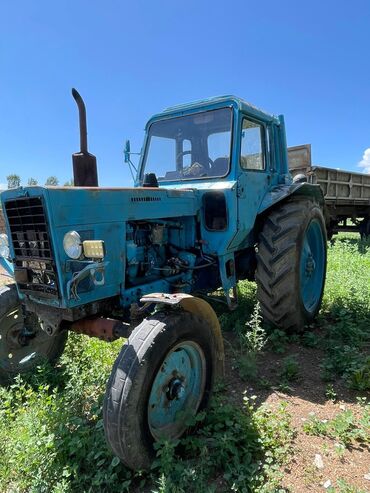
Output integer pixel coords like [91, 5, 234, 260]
[166, 377, 185, 401]
[0, 305, 52, 370]
[305, 254, 316, 277]
[299, 219, 325, 313]
[147, 341, 206, 441]
[6, 326, 35, 349]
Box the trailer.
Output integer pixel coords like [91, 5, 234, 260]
[288, 144, 370, 238]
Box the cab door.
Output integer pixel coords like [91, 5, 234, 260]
[228, 115, 272, 250]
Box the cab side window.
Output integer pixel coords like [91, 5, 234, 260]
[240, 119, 265, 170]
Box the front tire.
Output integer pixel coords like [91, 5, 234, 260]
[103, 311, 218, 470]
[0, 284, 68, 385]
[255, 198, 327, 332]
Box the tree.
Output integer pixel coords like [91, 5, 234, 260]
[63, 178, 74, 186]
[27, 177, 38, 186]
[45, 176, 59, 186]
[7, 174, 21, 189]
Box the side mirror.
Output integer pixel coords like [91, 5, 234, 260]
[124, 140, 131, 164]
[123, 140, 141, 181]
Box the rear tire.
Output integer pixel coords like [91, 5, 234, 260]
[0, 284, 67, 385]
[103, 310, 218, 470]
[255, 198, 327, 332]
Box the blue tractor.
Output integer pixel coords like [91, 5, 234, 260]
[0, 91, 327, 469]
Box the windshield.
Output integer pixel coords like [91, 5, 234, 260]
[141, 107, 232, 182]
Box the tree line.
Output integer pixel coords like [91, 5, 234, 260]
[5, 175, 74, 188]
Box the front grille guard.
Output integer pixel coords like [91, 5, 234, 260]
[4, 196, 60, 299]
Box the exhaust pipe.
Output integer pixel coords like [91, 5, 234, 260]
[69, 317, 131, 341]
[71, 88, 99, 187]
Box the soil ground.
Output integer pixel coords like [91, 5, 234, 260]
[223, 330, 370, 492]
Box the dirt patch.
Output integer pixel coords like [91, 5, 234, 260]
[223, 331, 370, 492]
[283, 419, 369, 492]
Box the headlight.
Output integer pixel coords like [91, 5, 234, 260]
[63, 231, 82, 259]
[83, 240, 105, 259]
[0, 234, 9, 258]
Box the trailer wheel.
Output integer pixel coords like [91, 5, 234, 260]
[0, 284, 68, 385]
[256, 198, 327, 332]
[103, 311, 217, 470]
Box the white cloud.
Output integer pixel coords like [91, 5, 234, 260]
[358, 148, 370, 174]
[0, 183, 7, 191]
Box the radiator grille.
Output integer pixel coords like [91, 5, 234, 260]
[5, 197, 59, 298]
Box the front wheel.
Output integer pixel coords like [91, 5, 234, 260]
[0, 284, 68, 385]
[255, 198, 327, 332]
[103, 311, 218, 470]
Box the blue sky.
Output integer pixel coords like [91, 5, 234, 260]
[1, 0, 370, 189]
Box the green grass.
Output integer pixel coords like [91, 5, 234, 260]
[319, 236, 370, 389]
[0, 234, 369, 492]
[0, 348, 294, 492]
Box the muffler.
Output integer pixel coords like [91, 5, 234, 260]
[71, 88, 99, 187]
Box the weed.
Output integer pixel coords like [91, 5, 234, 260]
[276, 382, 294, 394]
[325, 384, 337, 402]
[347, 357, 370, 391]
[303, 404, 369, 448]
[239, 352, 259, 380]
[268, 329, 288, 354]
[302, 331, 321, 348]
[258, 378, 272, 390]
[279, 355, 300, 382]
[238, 302, 266, 381]
[333, 442, 346, 460]
[328, 479, 368, 493]
[250, 399, 295, 462]
[303, 465, 320, 486]
[242, 302, 266, 353]
[356, 396, 367, 407]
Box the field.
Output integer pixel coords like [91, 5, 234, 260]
[0, 234, 369, 492]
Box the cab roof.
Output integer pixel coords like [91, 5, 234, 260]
[146, 95, 281, 129]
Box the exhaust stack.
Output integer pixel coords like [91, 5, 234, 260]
[71, 88, 98, 187]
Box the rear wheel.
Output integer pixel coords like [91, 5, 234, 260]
[256, 198, 327, 332]
[103, 311, 218, 470]
[0, 284, 67, 385]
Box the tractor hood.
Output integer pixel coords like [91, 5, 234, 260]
[1, 186, 198, 226]
[1, 187, 198, 227]
[0, 186, 199, 308]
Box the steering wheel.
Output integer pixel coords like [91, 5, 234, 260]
[176, 150, 214, 174]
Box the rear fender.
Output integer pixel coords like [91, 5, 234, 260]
[140, 292, 224, 379]
[258, 182, 325, 216]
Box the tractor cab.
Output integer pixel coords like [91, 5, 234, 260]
[137, 95, 291, 188]
[135, 96, 298, 298]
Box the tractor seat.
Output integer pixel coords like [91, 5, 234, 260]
[210, 157, 229, 176]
